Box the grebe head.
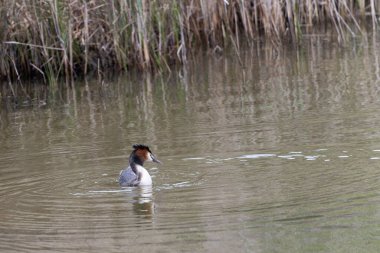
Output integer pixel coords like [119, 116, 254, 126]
[129, 144, 161, 166]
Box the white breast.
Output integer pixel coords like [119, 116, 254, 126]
[135, 164, 152, 185]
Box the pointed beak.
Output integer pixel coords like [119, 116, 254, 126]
[152, 154, 161, 164]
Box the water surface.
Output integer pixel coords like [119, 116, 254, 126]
[1, 36, 380, 252]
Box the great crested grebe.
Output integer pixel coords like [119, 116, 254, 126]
[119, 144, 161, 187]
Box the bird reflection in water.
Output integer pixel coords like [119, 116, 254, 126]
[131, 186, 154, 217]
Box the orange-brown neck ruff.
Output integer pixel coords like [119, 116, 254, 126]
[135, 149, 149, 163]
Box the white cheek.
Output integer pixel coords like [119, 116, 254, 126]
[147, 153, 153, 162]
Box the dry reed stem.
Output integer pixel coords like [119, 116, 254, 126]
[0, 0, 378, 83]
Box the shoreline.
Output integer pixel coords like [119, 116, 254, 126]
[1, 0, 379, 82]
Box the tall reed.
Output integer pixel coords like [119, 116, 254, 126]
[1, 0, 379, 83]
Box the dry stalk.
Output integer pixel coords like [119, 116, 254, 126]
[0, 0, 377, 82]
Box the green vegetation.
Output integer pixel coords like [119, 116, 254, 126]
[1, 0, 379, 83]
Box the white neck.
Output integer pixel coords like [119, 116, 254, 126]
[135, 164, 152, 185]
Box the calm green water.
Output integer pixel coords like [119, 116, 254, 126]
[2, 36, 380, 252]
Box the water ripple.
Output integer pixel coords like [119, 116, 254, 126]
[1, 146, 380, 252]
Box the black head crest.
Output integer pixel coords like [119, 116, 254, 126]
[132, 144, 151, 152]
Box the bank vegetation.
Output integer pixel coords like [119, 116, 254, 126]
[1, 0, 379, 83]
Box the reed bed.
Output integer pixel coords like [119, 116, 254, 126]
[1, 0, 379, 83]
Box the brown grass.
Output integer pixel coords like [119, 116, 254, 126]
[0, 0, 379, 83]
